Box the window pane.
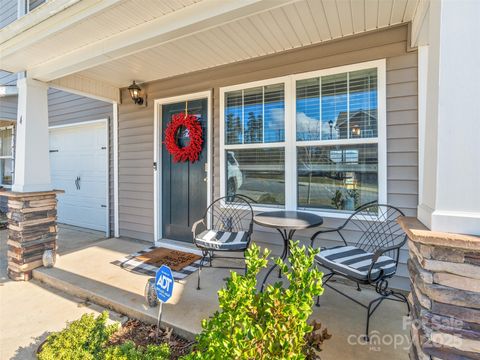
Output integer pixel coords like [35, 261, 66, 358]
[349, 69, 378, 138]
[264, 84, 285, 142]
[0, 128, 12, 157]
[226, 148, 285, 206]
[297, 144, 378, 211]
[225, 90, 243, 144]
[321, 73, 348, 140]
[296, 78, 321, 141]
[244, 87, 263, 144]
[225, 84, 285, 145]
[0, 159, 13, 185]
[29, 0, 46, 11]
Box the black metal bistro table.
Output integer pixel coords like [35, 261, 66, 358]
[254, 210, 324, 291]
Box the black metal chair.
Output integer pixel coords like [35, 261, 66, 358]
[310, 202, 410, 340]
[192, 195, 254, 290]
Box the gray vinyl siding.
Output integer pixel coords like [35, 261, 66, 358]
[0, 95, 17, 120]
[0, 0, 17, 29]
[0, 71, 17, 86]
[48, 88, 115, 235]
[0, 0, 46, 29]
[117, 25, 418, 289]
[0, 71, 18, 120]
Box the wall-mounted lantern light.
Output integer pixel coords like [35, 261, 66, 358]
[128, 81, 144, 105]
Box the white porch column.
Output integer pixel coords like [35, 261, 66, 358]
[417, 0, 480, 235]
[12, 77, 52, 192]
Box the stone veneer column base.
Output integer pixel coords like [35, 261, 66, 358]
[399, 217, 480, 360]
[4, 190, 62, 281]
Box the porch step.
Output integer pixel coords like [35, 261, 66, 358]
[32, 266, 197, 341]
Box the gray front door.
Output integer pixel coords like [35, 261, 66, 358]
[162, 98, 208, 242]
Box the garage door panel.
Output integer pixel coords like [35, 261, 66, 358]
[50, 121, 108, 232]
[50, 154, 106, 173]
[57, 203, 106, 231]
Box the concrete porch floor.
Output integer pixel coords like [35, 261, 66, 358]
[31, 232, 410, 360]
[0, 225, 123, 359]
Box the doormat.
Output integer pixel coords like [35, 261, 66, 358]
[112, 246, 207, 280]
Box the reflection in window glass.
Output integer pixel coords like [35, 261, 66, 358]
[244, 87, 263, 144]
[297, 144, 378, 211]
[225, 91, 243, 144]
[264, 84, 285, 143]
[349, 69, 377, 138]
[226, 148, 285, 206]
[224, 84, 284, 145]
[296, 68, 378, 141]
[0, 159, 13, 185]
[296, 78, 320, 141]
[322, 73, 348, 140]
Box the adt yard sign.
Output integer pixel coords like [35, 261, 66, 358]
[155, 265, 174, 303]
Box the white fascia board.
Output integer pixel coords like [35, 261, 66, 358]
[28, 0, 296, 82]
[0, 0, 123, 72]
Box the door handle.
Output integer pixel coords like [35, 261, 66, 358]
[75, 176, 81, 190]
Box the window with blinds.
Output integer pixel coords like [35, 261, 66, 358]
[224, 83, 285, 206]
[295, 68, 379, 212]
[221, 61, 385, 213]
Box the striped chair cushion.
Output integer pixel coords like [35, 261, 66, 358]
[315, 245, 397, 281]
[195, 229, 249, 250]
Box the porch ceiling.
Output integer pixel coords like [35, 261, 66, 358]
[0, 0, 424, 90]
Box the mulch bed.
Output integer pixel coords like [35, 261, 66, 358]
[108, 319, 194, 359]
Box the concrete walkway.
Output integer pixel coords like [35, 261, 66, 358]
[0, 225, 125, 360]
[32, 235, 410, 360]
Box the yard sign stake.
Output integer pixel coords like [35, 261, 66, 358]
[155, 265, 174, 339]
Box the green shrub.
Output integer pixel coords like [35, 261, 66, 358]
[38, 312, 170, 360]
[104, 341, 170, 360]
[184, 241, 324, 360]
[38, 311, 117, 360]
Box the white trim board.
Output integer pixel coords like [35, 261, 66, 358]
[49, 118, 110, 237]
[153, 90, 213, 244]
[219, 59, 387, 219]
[113, 102, 119, 237]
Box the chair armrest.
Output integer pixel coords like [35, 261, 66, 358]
[310, 227, 348, 247]
[191, 219, 205, 238]
[366, 243, 404, 283]
[371, 244, 402, 263]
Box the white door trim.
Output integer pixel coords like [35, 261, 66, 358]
[49, 118, 110, 237]
[153, 90, 212, 244]
[112, 102, 119, 237]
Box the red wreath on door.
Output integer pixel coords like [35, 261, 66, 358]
[164, 112, 203, 163]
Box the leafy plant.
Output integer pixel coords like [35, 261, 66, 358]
[331, 189, 344, 209]
[104, 341, 170, 360]
[38, 312, 117, 360]
[304, 321, 332, 360]
[183, 241, 326, 360]
[38, 312, 170, 360]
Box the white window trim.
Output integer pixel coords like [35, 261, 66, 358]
[0, 125, 15, 188]
[219, 59, 387, 219]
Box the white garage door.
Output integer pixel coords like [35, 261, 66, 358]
[49, 121, 108, 232]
